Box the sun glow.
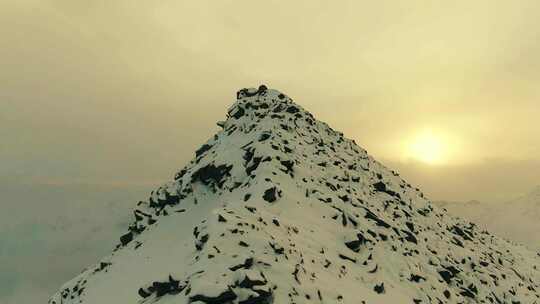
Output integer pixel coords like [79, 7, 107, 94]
[407, 131, 447, 165]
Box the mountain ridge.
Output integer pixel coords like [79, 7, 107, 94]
[50, 86, 540, 304]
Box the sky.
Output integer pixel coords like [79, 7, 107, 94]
[1, 0, 540, 302]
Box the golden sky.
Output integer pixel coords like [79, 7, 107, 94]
[1, 0, 540, 202]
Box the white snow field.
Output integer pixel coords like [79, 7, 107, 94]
[50, 86, 540, 304]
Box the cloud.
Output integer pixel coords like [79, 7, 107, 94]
[384, 158, 540, 202]
[0, 182, 152, 303]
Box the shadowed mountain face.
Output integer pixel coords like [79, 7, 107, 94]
[50, 86, 540, 304]
[435, 186, 540, 252]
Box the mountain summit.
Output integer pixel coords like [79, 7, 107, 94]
[50, 86, 540, 304]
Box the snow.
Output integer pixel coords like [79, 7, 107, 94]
[50, 86, 540, 304]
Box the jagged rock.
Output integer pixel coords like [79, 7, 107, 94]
[374, 283, 385, 294]
[192, 164, 233, 188]
[262, 187, 280, 203]
[119, 232, 133, 246]
[196, 144, 213, 157]
[190, 289, 237, 304]
[344, 233, 367, 252]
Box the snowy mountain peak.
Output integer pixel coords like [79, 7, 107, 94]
[50, 86, 540, 304]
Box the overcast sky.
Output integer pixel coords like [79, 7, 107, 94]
[1, 1, 540, 302]
[2, 0, 540, 200]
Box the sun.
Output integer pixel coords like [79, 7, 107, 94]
[407, 131, 446, 165]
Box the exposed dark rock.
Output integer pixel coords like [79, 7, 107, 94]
[401, 229, 418, 244]
[232, 107, 246, 119]
[259, 133, 271, 142]
[373, 181, 387, 192]
[237, 274, 266, 289]
[405, 222, 415, 233]
[246, 157, 262, 176]
[438, 266, 460, 284]
[269, 242, 284, 255]
[94, 262, 112, 273]
[280, 160, 294, 174]
[229, 258, 254, 271]
[409, 274, 426, 283]
[138, 287, 151, 298]
[192, 164, 233, 188]
[286, 106, 299, 114]
[374, 283, 385, 294]
[372, 181, 398, 197]
[263, 187, 280, 203]
[443, 290, 451, 299]
[338, 254, 357, 263]
[196, 234, 209, 251]
[196, 144, 213, 157]
[190, 288, 237, 304]
[363, 208, 391, 228]
[138, 276, 184, 299]
[439, 270, 453, 284]
[460, 288, 476, 298]
[120, 232, 133, 246]
[450, 225, 473, 241]
[345, 233, 367, 252]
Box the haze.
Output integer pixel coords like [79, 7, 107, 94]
[0, 0, 540, 199]
[3, 0, 540, 202]
[2, 1, 540, 303]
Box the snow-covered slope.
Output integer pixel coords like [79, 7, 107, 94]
[436, 187, 540, 252]
[49, 86, 540, 304]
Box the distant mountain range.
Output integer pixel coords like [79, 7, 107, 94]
[434, 186, 540, 252]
